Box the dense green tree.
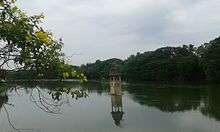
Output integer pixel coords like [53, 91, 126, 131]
[199, 37, 220, 82]
[123, 45, 203, 82]
[79, 39, 220, 83]
[80, 58, 123, 80]
[80, 43, 216, 83]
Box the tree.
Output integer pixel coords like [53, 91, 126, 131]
[199, 37, 220, 82]
[122, 45, 203, 82]
[80, 58, 123, 80]
[0, 0, 86, 81]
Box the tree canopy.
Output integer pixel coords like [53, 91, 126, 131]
[199, 37, 220, 82]
[79, 37, 220, 83]
[80, 58, 123, 80]
[122, 45, 204, 82]
[0, 0, 86, 81]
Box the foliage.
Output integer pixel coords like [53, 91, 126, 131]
[80, 45, 206, 83]
[0, 81, 7, 93]
[79, 38, 219, 83]
[80, 58, 123, 80]
[0, 0, 86, 81]
[199, 37, 220, 82]
[122, 45, 204, 82]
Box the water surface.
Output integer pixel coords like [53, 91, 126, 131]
[0, 81, 220, 132]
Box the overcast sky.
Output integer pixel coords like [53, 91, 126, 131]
[17, 0, 220, 65]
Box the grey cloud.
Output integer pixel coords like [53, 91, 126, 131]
[17, 0, 220, 65]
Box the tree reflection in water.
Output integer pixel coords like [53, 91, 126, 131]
[200, 87, 220, 121]
[29, 86, 88, 114]
[0, 81, 88, 132]
[0, 90, 37, 132]
[10, 81, 88, 114]
[125, 84, 220, 121]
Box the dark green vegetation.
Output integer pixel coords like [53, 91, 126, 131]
[80, 58, 124, 80]
[0, 82, 7, 93]
[198, 37, 220, 82]
[80, 37, 220, 83]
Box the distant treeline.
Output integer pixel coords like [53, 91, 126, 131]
[6, 65, 82, 80]
[79, 37, 220, 83]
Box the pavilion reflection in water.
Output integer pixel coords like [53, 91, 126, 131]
[110, 95, 124, 127]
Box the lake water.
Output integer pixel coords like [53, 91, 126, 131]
[0, 81, 220, 132]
